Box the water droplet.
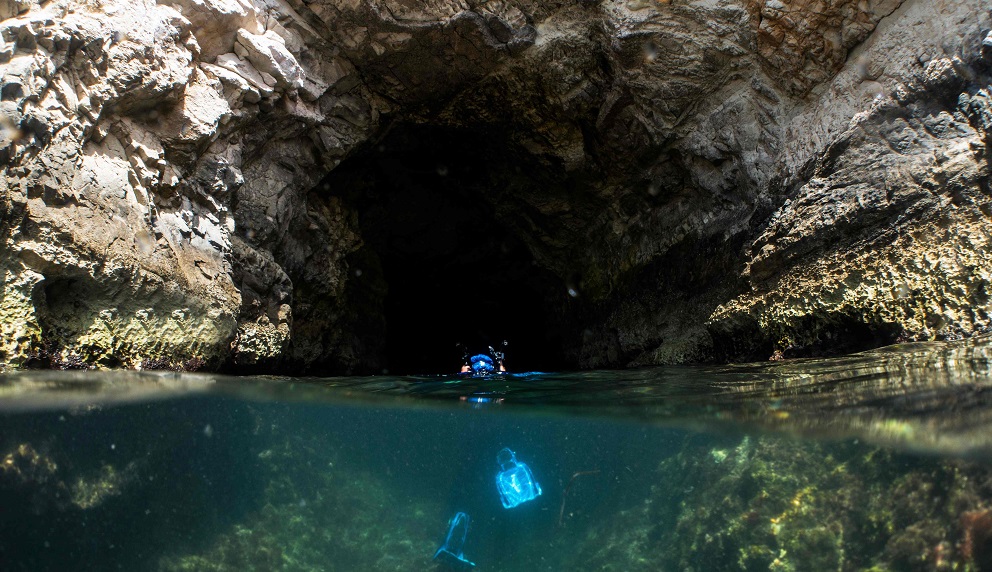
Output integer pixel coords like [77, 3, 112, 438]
[135, 229, 155, 255]
[856, 58, 871, 81]
[894, 283, 911, 299]
[642, 40, 658, 63]
[0, 115, 23, 146]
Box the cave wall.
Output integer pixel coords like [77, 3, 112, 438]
[0, 0, 990, 372]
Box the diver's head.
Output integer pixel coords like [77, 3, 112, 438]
[468, 354, 495, 374]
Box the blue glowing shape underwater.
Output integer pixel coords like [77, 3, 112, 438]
[495, 447, 542, 509]
[433, 512, 475, 568]
[469, 354, 494, 374]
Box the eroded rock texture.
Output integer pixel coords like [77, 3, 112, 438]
[0, 0, 989, 372]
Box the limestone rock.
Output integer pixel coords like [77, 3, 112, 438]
[160, 0, 261, 61]
[234, 28, 304, 90]
[0, 0, 989, 371]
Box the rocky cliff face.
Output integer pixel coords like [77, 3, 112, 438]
[0, 0, 989, 372]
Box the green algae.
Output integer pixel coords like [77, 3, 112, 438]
[70, 462, 139, 509]
[0, 253, 239, 371]
[0, 267, 44, 365]
[0, 441, 140, 512]
[569, 434, 992, 571]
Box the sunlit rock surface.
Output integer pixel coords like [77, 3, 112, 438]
[0, 0, 989, 371]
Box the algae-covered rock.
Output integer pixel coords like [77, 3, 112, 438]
[709, 77, 992, 359]
[569, 434, 992, 571]
[69, 462, 139, 510]
[0, 441, 140, 512]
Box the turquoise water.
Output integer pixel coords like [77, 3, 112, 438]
[3, 337, 992, 571]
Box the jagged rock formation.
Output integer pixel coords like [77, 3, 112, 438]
[0, 0, 989, 372]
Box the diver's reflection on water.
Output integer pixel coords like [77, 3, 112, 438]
[459, 395, 505, 407]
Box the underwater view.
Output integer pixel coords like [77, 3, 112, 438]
[3, 337, 992, 571]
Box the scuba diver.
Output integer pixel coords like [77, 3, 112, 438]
[459, 342, 507, 374]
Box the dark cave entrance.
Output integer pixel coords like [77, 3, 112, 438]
[325, 124, 569, 375]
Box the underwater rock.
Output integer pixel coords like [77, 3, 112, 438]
[568, 434, 992, 571]
[0, 0, 989, 370]
[158, 429, 438, 572]
[0, 442, 139, 512]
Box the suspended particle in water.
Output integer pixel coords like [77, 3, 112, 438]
[437, 164, 449, 177]
[647, 181, 661, 196]
[203, 424, 214, 438]
[355, 268, 363, 277]
[110, 443, 116, 450]
[567, 286, 579, 298]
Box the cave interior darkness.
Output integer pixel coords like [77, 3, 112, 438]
[325, 124, 571, 375]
